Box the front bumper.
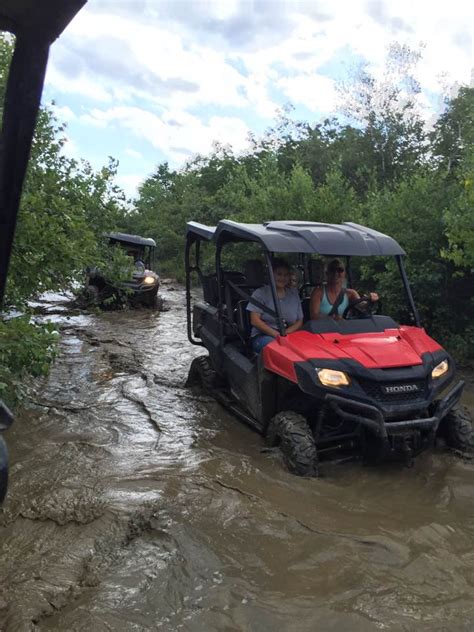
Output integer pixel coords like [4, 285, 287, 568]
[325, 380, 464, 441]
[121, 281, 159, 295]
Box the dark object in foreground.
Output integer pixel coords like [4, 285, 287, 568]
[0, 402, 13, 503]
[85, 232, 161, 308]
[0, 0, 87, 503]
[185, 220, 472, 476]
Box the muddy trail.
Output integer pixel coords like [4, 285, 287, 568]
[1, 286, 474, 631]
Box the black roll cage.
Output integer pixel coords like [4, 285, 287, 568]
[185, 221, 421, 347]
[106, 238, 157, 271]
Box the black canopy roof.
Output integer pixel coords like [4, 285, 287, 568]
[187, 220, 405, 256]
[0, 0, 86, 42]
[105, 232, 156, 248]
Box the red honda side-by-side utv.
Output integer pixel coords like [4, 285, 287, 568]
[185, 220, 473, 476]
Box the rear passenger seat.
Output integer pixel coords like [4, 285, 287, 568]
[239, 259, 268, 338]
[226, 260, 267, 341]
[301, 259, 324, 321]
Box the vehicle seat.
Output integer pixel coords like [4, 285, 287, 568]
[301, 259, 325, 320]
[201, 273, 218, 305]
[224, 260, 266, 340]
[235, 300, 251, 338]
[244, 259, 267, 287]
[235, 260, 268, 340]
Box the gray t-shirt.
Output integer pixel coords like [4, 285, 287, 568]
[246, 285, 303, 337]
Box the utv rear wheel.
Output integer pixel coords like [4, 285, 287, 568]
[443, 406, 474, 454]
[186, 356, 219, 391]
[266, 411, 319, 477]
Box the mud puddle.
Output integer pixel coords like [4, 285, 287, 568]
[1, 288, 474, 631]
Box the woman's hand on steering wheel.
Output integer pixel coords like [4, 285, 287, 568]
[342, 294, 381, 319]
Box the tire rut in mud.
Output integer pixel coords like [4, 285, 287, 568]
[0, 313, 167, 630]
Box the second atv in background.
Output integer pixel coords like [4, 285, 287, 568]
[85, 232, 161, 308]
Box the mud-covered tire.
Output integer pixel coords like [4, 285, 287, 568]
[75, 284, 100, 308]
[443, 406, 474, 453]
[186, 356, 219, 391]
[266, 411, 319, 477]
[141, 292, 161, 308]
[0, 436, 8, 505]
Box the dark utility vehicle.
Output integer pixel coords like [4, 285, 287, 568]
[185, 220, 473, 476]
[86, 232, 160, 307]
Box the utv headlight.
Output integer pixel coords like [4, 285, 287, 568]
[432, 359, 449, 379]
[143, 276, 155, 284]
[317, 368, 350, 387]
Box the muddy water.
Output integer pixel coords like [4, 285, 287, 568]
[1, 287, 474, 631]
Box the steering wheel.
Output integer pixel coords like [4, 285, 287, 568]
[343, 295, 381, 319]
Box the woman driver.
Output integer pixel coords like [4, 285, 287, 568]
[309, 258, 378, 320]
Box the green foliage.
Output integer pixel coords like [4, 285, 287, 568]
[7, 106, 128, 306]
[127, 45, 473, 363]
[100, 243, 136, 286]
[0, 318, 59, 409]
[0, 33, 129, 407]
[0, 34, 13, 110]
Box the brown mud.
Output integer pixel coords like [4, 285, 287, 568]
[1, 289, 473, 631]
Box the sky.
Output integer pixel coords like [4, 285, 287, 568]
[43, 0, 474, 198]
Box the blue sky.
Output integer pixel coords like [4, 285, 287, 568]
[42, 0, 473, 198]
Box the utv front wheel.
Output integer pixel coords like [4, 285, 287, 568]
[186, 356, 219, 391]
[85, 284, 100, 306]
[443, 407, 474, 454]
[266, 411, 319, 477]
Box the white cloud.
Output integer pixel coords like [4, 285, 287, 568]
[48, 11, 252, 111]
[46, 64, 111, 103]
[49, 0, 473, 114]
[51, 104, 76, 122]
[278, 74, 338, 113]
[82, 106, 251, 160]
[43, 0, 474, 197]
[125, 148, 143, 159]
[115, 174, 145, 199]
[61, 135, 80, 160]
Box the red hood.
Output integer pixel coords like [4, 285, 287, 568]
[263, 326, 442, 383]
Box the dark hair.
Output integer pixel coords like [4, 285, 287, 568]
[271, 257, 291, 272]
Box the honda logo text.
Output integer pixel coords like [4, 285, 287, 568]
[382, 384, 420, 394]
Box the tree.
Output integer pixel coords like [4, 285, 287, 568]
[0, 32, 129, 406]
[338, 42, 427, 186]
[6, 107, 128, 306]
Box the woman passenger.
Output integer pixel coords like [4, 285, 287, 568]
[309, 258, 378, 320]
[247, 259, 303, 352]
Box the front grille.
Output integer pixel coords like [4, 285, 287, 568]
[358, 378, 427, 402]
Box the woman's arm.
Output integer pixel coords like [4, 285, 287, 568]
[309, 287, 323, 319]
[250, 311, 279, 337]
[348, 289, 379, 303]
[286, 319, 303, 333]
[347, 288, 360, 303]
